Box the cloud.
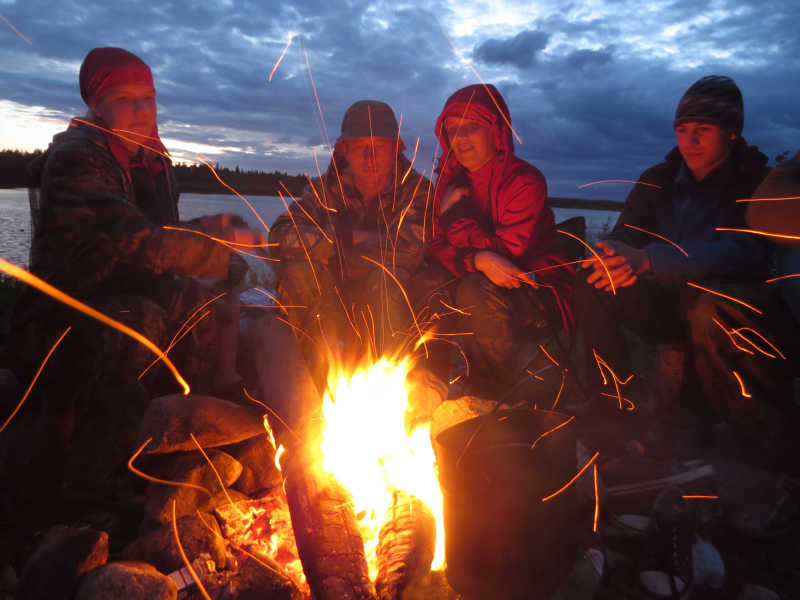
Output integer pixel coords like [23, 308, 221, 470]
[473, 29, 550, 69]
[0, 0, 798, 199]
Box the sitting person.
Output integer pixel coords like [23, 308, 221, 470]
[574, 75, 789, 460]
[422, 83, 572, 399]
[11, 47, 265, 484]
[269, 100, 431, 389]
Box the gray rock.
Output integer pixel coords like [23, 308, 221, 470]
[144, 450, 243, 525]
[138, 394, 265, 454]
[223, 551, 303, 600]
[202, 489, 251, 514]
[17, 525, 108, 600]
[227, 433, 282, 496]
[75, 562, 177, 600]
[737, 584, 780, 600]
[121, 513, 226, 574]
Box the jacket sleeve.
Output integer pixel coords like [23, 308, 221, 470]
[434, 172, 551, 273]
[268, 178, 338, 263]
[646, 202, 771, 282]
[605, 166, 665, 248]
[33, 145, 230, 297]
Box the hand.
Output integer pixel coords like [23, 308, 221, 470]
[439, 185, 469, 214]
[583, 240, 650, 292]
[474, 251, 537, 289]
[221, 225, 266, 247]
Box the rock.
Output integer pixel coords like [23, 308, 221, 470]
[405, 366, 446, 430]
[75, 561, 177, 600]
[144, 450, 243, 525]
[138, 394, 265, 454]
[430, 396, 497, 442]
[227, 434, 282, 496]
[120, 513, 226, 574]
[201, 489, 251, 514]
[0, 368, 22, 401]
[737, 584, 780, 600]
[223, 551, 303, 600]
[17, 525, 108, 600]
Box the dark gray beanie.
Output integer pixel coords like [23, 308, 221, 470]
[336, 100, 405, 150]
[673, 75, 744, 135]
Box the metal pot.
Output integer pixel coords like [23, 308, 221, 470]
[434, 408, 579, 600]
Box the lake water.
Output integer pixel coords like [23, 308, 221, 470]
[0, 188, 619, 269]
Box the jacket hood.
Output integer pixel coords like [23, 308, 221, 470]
[434, 84, 515, 183]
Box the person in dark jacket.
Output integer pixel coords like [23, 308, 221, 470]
[423, 84, 572, 397]
[269, 100, 431, 389]
[12, 47, 265, 483]
[574, 75, 793, 459]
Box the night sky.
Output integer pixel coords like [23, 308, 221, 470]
[1, 0, 798, 199]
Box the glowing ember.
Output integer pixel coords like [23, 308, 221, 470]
[220, 493, 308, 594]
[320, 356, 445, 579]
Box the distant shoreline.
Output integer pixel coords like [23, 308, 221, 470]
[2, 186, 624, 211]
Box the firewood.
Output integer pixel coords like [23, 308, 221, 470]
[283, 449, 375, 600]
[374, 491, 435, 600]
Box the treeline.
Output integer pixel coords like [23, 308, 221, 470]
[0, 150, 44, 188]
[0, 149, 306, 196]
[173, 162, 306, 196]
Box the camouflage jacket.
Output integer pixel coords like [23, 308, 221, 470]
[28, 119, 231, 299]
[269, 153, 432, 277]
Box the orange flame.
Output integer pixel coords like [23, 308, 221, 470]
[558, 229, 616, 294]
[716, 227, 800, 242]
[269, 32, 294, 82]
[542, 451, 600, 502]
[0, 13, 32, 44]
[732, 370, 752, 398]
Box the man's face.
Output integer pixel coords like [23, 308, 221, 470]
[444, 117, 497, 172]
[675, 121, 736, 181]
[343, 137, 395, 189]
[94, 82, 157, 148]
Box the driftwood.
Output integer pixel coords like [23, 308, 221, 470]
[283, 449, 375, 600]
[374, 491, 435, 600]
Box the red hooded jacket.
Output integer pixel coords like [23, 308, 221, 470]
[426, 84, 572, 329]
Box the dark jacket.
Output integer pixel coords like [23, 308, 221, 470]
[28, 118, 231, 299]
[607, 140, 771, 283]
[269, 151, 431, 277]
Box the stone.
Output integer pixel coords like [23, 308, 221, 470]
[223, 551, 303, 600]
[75, 561, 177, 600]
[227, 433, 282, 496]
[17, 525, 108, 600]
[138, 394, 265, 454]
[430, 396, 497, 442]
[201, 489, 251, 514]
[120, 513, 226, 574]
[144, 450, 242, 525]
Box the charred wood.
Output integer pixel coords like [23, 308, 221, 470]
[374, 491, 435, 600]
[283, 449, 375, 600]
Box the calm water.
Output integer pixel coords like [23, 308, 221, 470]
[0, 188, 618, 269]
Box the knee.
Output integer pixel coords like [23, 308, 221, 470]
[454, 273, 492, 307]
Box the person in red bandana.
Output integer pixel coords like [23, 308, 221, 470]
[13, 48, 265, 482]
[423, 84, 572, 398]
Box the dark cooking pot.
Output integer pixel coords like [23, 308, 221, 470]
[435, 409, 580, 600]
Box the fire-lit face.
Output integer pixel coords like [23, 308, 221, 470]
[343, 137, 396, 193]
[675, 121, 736, 181]
[444, 117, 497, 172]
[93, 82, 157, 153]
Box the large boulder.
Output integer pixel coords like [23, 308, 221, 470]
[75, 562, 177, 600]
[138, 394, 265, 454]
[227, 433, 282, 496]
[17, 525, 108, 600]
[121, 513, 226, 573]
[144, 450, 242, 525]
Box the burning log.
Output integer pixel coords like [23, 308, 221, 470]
[374, 490, 435, 600]
[282, 446, 376, 600]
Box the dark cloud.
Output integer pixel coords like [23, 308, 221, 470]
[473, 30, 550, 69]
[0, 0, 799, 199]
